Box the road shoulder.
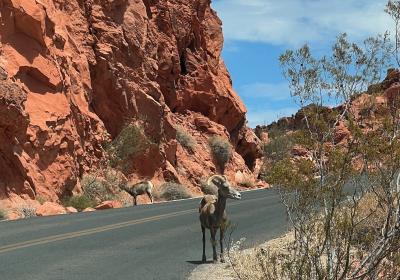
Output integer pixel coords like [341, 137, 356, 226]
[188, 232, 293, 280]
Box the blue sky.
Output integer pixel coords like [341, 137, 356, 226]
[211, 0, 392, 127]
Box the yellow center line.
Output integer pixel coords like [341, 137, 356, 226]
[0, 193, 275, 255]
[0, 208, 196, 255]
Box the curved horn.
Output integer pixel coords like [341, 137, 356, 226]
[206, 174, 226, 186]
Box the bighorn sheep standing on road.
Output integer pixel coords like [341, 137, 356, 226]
[121, 181, 154, 206]
[199, 175, 241, 263]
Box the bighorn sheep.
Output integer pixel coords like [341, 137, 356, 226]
[199, 175, 241, 263]
[121, 181, 154, 206]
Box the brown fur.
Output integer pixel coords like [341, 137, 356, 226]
[199, 175, 241, 263]
[121, 181, 153, 206]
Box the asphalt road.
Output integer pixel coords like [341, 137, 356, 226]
[0, 188, 288, 280]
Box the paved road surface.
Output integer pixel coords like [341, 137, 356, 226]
[0, 188, 287, 280]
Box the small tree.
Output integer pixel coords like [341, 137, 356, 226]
[257, 29, 400, 279]
[106, 123, 155, 170]
[386, 1, 400, 67]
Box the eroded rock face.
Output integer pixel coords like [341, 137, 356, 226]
[0, 0, 261, 208]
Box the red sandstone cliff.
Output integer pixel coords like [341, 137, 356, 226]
[0, 0, 261, 209]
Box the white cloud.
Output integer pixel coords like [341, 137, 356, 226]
[212, 0, 392, 47]
[247, 107, 299, 128]
[239, 82, 291, 101]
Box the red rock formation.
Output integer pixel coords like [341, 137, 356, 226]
[36, 201, 67, 216]
[0, 0, 261, 209]
[95, 200, 122, 210]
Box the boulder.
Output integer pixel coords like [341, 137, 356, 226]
[36, 202, 66, 216]
[95, 200, 122, 210]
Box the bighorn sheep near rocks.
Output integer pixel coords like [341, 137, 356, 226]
[199, 175, 241, 263]
[121, 181, 154, 206]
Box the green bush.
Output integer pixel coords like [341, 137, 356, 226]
[81, 174, 115, 203]
[103, 168, 126, 190]
[208, 136, 232, 172]
[0, 209, 7, 220]
[36, 195, 46, 205]
[156, 182, 192, 201]
[63, 195, 95, 212]
[176, 126, 196, 151]
[107, 124, 154, 168]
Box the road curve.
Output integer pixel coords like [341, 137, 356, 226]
[0, 188, 287, 280]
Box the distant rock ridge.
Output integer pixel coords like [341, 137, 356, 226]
[255, 69, 400, 157]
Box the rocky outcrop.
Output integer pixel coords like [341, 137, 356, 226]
[257, 69, 400, 167]
[36, 201, 67, 216]
[95, 200, 122, 210]
[0, 0, 261, 208]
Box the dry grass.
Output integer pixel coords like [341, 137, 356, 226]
[237, 174, 256, 188]
[225, 234, 295, 280]
[18, 205, 36, 218]
[176, 126, 196, 151]
[188, 233, 294, 280]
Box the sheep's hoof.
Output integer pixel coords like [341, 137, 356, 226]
[220, 258, 225, 263]
[202, 257, 206, 263]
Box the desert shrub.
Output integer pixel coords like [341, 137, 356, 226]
[200, 178, 218, 195]
[226, 235, 294, 280]
[63, 195, 95, 212]
[263, 132, 293, 161]
[237, 174, 255, 188]
[351, 191, 389, 248]
[107, 124, 155, 168]
[176, 126, 196, 151]
[0, 209, 7, 220]
[81, 174, 115, 203]
[19, 206, 36, 218]
[103, 168, 126, 190]
[208, 136, 232, 172]
[156, 182, 192, 201]
[36, 195, 46, 205]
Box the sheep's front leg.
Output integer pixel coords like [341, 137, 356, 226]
[201, 225, 206, 263]
[220, 228, 225, 263]
[147, 191, 153, 203]
[210, 227, 218, 263]
[133, 195, 137, 206]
